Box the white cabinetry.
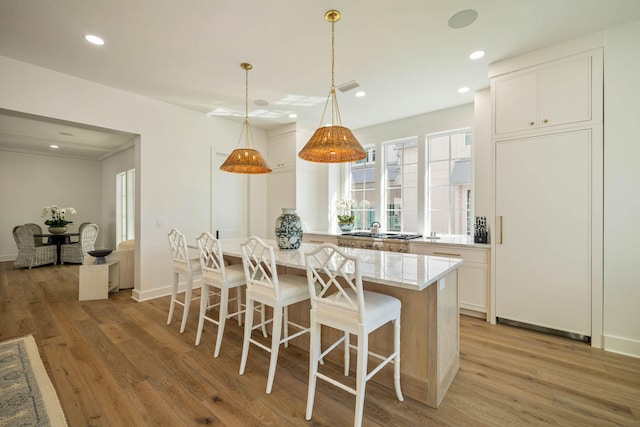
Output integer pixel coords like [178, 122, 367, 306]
[267, 124, 324, 238]
[410, 242, 490, 319]
[491, 47, 603, 341]
[492, 50, 601, 136]
[267, 131, 297, 170]
[495, 130, 596, 336]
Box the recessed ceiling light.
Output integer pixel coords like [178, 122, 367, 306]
[469, 50, 485, 60]
[448, 9, 478, 29]
[84, 34, 104, 45]
[458, 87, 470, 94]
[50, 145, 59, 149]
[355, 91, 366, 98]
[289, 113, 297, 119]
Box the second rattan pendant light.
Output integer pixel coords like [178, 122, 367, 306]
[298, 10, 367, 163]
[219, 63, 272, 174]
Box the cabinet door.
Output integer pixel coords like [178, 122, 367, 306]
[410, 243, 488, 315]
[495, 130, 591, 336]
[539, 56, 591, 129]
[494, 71, 538, 134]
[268, 133, 297, 170]
[458, 263, 487, 313]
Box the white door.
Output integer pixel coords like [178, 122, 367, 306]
[495, 130, 591, 336]
[212, 151, 247, 238]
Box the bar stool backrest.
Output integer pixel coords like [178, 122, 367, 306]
[240, 236, 281, 299]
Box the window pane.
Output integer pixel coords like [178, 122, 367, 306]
[451, 132, 470, 159]
[429, 186, 449, 210]
[429, 211, 449, 234]
[429, 136, 449, 161]
[349, 147, 376, 230]
[383, 137, 418, 233]
[426, 129, 472, 235]
[429, 161, 449, 185]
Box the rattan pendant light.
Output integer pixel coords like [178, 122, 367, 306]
[298, 10, 367, 163]
[220, 63, 272, 174]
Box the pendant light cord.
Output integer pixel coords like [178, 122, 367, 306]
[244, 65, 249, 147]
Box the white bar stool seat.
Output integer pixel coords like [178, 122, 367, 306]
[304, 243, 403, 427]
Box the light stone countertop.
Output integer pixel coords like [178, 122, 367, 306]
[219, 237, 464, 292]
[304, 230, 491, 249]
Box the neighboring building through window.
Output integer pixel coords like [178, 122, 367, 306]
[426, 130, 471, 235]
[116, 168, 135, 244]
[349, 146, 376, 230]
[384, 137, 418, 232]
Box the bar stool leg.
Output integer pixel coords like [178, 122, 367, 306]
[179, 271, 193, 333]
[354, 332, 368, 427]
[167, 272, 179, 325]
[266, 305, 283, 394]
[214, 287, 230, 358]
[195, 282, 209, 345]
[239, 298, 254, 376]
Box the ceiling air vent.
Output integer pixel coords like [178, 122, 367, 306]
[337, 80, 360, 92]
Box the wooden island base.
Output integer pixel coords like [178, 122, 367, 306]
[284, 267, 459, 408]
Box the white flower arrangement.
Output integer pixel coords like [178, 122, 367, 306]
[336, 198, 356, 223]
[41, 204, 77, 227]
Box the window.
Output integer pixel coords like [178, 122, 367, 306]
[116, 169, 135, 244]
[349, 147, 376, 230]
[426, 130, 471, 235]
[384, 137, 418, 232]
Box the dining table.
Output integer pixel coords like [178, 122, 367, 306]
[217, 237, 464, 408]
[34, 232, 79, 264]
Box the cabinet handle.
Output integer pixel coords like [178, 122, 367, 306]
[497, 215, 503, 244]
[434, 252, 461, 257]
[529, 121, 535, 126]
[543, 119, 549, 123]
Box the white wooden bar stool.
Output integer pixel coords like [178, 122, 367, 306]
[239, 236, 311, 394]
[304, 243, 403, 427]
[167, 228, 202, 333]
[194, 232, 248, 357]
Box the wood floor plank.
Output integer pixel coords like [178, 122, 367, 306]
[1, 261, 639, 426]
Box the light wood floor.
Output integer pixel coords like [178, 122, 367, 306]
[1, 262, 639, 426]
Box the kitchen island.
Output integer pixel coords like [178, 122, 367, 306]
[220, 238, 463, 408]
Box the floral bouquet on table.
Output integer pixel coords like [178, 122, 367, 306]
[41, 204, 77, 227]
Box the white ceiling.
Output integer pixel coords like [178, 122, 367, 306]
[1, 0, 640, 160]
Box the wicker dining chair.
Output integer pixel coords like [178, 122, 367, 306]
[60, 223, 98, 264]
[24, 223, 45, 245]
[12, 225, 57, 269]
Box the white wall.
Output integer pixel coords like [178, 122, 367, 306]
[0, 151, 103, 259]
[101, 146, 136, 249]
[603, 19, 640, 357]
[0, 55, 268, 301]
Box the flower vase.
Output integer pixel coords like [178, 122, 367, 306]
[48, 226, 67, 234]
[275, 208, 303, 250]
[338, 222, 355, 232]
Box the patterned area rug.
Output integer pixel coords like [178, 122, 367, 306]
[0, 335, 67, 426]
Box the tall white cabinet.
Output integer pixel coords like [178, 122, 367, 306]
[491, 48, 603, 341]
[266, 124, 326, 238]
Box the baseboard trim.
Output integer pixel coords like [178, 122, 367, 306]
[603, 334, 640, 359]
[132, 282, 202, 302]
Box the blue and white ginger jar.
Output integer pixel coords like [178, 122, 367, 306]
[275, 208, 303, 250]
